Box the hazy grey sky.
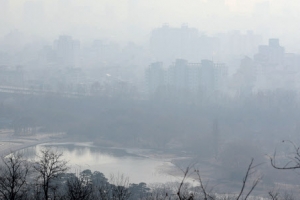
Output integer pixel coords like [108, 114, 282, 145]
[0, 0, 300, 48]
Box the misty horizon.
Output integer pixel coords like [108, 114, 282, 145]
[0, 0, 300, 51]
[1, 1, 300, 199]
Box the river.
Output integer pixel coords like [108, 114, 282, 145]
[18, 142, 185, 184]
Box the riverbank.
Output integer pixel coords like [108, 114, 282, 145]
[0, 131, 66, 156]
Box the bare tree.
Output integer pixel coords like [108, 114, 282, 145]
[95, 173, 131, 200]
[97, 182, 111, 200]
[194, 170, 214, 200]
[268, 140, 300, 199]
[33, 148, 68, 200]
[175, 159, 261, 200]
[270, 140, 300, 170]
[0, 153, 30, 200]
[110, 173, 131, 200]
[176, 164, 195, 200]
[235, 158, 261, 200]
[65, 173, 93, 200]
[136, 183, 174, 200]
[268, 189, 280, 200]
[268, 190, 296, 200]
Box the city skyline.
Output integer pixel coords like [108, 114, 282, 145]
[1, 0, 300, 51]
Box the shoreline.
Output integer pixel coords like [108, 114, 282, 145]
[0, 132, 66, 156]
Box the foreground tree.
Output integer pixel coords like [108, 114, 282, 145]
[0, 153, 30, 200]
[33, 148, 68, 200]
[176, 159, 261, 200]
[65, 173, 93, 200]
[270, 140, 300, 170]
[268, 140, 300, 200]
[129, 182, 150, 200]
[268, 189, 296, 200]
[110, 174, 131, 200]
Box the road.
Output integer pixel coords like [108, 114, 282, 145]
[0, 85, 88, 97]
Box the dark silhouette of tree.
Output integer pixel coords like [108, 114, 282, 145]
[176, 160, 261, 200]
[65, 173, 93, 200]
[91, 171, 108, 186]
[96, 181, 111, 200]
[129, 183, 150, 200]
[110, 174, 131, 200]
[270, 140, 300, 170]
[235, 158, 261, 200]
[0, 153, 30, 200]
[268, 190, 296, 200]
[33, 148, 68, 200]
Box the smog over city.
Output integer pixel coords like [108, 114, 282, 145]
[1, 0, 300, 199]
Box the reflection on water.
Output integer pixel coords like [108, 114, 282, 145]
[19, 143, 179, 184]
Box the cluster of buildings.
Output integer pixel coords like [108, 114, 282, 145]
[145, 59, 228, 95]
[0, 65, 24, 87]
[150, 24, 262, 65]
[146, 38, 300, 98]
[254, 39, 300, 91]
[39, 35, 80, 67]
[232, 39, 300, 93]
[2, 24, 300, 99]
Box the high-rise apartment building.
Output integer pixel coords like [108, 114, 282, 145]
[145, 62, 165, 94]
[53, 35, 80, 66]
[150, 24, 205, 64]
[145, 59, 227, 95]
[254, 38, 285, 66]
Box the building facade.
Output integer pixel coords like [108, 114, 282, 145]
[145, 59, 228, 95]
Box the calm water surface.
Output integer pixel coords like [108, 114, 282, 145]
[19, 142, 180, 184]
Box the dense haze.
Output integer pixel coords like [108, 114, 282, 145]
[1, 0, 300, 199]
[1, 0, 300, 48]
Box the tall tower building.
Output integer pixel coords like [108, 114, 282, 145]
[53, 35, 80, 66]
